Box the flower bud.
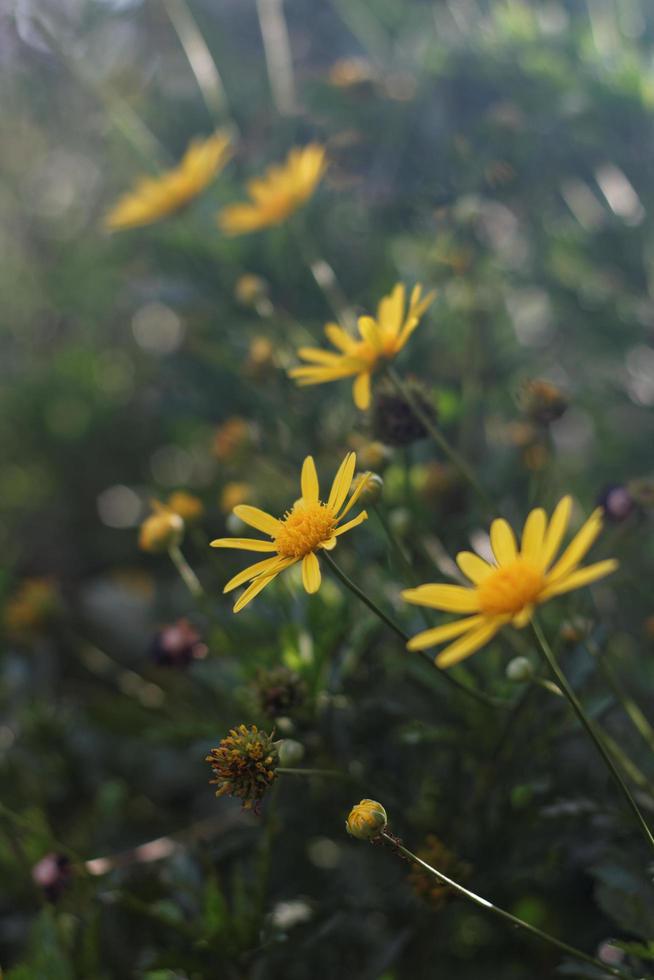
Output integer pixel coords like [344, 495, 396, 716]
[139, 502, 184, 553]
[345, 799, 387, 840]
[518, 379, 568, 425]
[351, 471, 383, 503]
[597, 484, 636, 523]
[505, 656, 534, 683]
[371, 378, 437, 447]
[277, 738, 305, 766]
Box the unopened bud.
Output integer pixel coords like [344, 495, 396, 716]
[505, 656, 534, 683]
[345, 799, 387, 840]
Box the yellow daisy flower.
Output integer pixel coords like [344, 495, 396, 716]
[288, 283, 436, 410]
[104, 131, 232, 231]
[211, 452, 368, 611]
[402, 498, 618, 668]
[218, 144, 326, 235]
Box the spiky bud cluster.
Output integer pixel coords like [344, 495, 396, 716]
[206, 725, 278, 811]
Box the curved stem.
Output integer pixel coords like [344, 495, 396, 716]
[384, 365, 493, 514]
[532, 619, 654, 854]
[321, 552, 509, 710]
[278, 767, 352, 779]
[381, 834, 641, 980]
[168, 544, 205, 599]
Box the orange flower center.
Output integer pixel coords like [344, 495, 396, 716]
[478, 558, 544, 615]
[274, 500, 336, 558]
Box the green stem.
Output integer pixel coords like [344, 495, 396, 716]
[168, 544, 205, 599]
[382, 834, 640, 980]
[594, 645, 654, 756]
[532, 619, 654, 854]
[163, 0, 236, 131]
[384, 365, 493, 514]
[278, 767, 352, 779]
[322, 552, 508, 710]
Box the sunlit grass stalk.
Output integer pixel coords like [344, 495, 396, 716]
[381, 833, 641, 980]
[321, 551, 508, 710]
[291, 221, 356, 331]
[532, 619, 654, 854]
[168, 543, 205, 599]
[163, 0, 236, 131]
[256, 0, 298, 115]
[384, 364, 494, 513]
[591, 641, 654, 757]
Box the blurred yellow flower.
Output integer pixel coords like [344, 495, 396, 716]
[403, 498, 617, 668]
[289, 283, 435, 410]
[166, 491, 204, 523]
[4, 578, 59, 637]
[212, 417, 254, 462]
[220, 482, 253, 514]
[211, 453, 368, 611]
[104, 131, 232, 231]
[218, 144, 326, 235]
[139, 501, 184, 553]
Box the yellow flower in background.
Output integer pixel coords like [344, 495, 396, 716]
[218, 144, 326, 235]
[4, 579, 60, 637]
[220, 482, 253, 514]
[288, 283, 436, 410]
[211, 452, 368, 611]
[403, 498, 617, 668]
[104, 131, 232, 231]
[166, 491, 204, 524]
[139, 501, 184, 553]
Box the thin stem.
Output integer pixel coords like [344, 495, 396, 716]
[278, 767, 352, 779]
[384, 365, 493, 514]
[593, 644, 654, 756]
[256, 0, 298, 115]
[381, 834, 640, 980]
[322, 551, 509, 710]
[532, 619, 654, 854]
[291, 222, 356, 331]
[163, 0, 236, 131]
[168, 544, 204, 599]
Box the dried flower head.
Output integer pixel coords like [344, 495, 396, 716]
[408, 835, 470, 910]
[346, 799, 387, 840]
[519, 379, 568, 425]
[371, 377, 437, 447]
[206, 724, 279, 810]
[252, 665, 307, 718]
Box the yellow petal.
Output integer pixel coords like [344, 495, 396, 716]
[521, 508, 546, 562]
[406, 615, 485, 651]
[332, 510, 368, 537]
[512, 605, 533, 629]
[357, 316, 381, 349]
[325, 322, 355, 352]
[302, 552, 321, 593]
[233, 505, 281, 537]
[296, 347, 345, 364]
[456, 552, 493, 584]
[401, 584, 480, 613]
[541, 496, 572, 569]
[377, 282, 405, 336]
[224, 556, 288, 593]
[435, 621, 502, 669]
[546, 508, 603, 582]
[540, 559, 618, 600]
[353, 372, 371, 410]
[490, 518, 517, 565]
[337, 474, 370, 521]
[233, 571, 281, 612]
[301, 456, 320, 503]
[327, 452, 357, 513]
[210, 537, 277, 552]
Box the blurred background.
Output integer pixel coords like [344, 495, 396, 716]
[3, 0, 654, 977]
